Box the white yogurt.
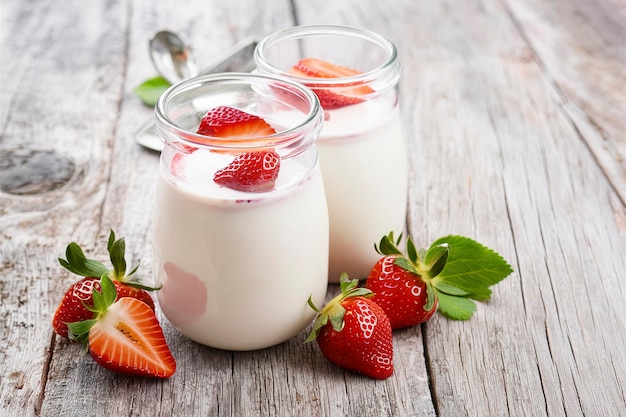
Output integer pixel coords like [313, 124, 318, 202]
[152, 147, 329, 350]
[318, 93, 407, 281]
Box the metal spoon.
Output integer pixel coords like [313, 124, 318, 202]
[149, 30, 198, 84]
[136, 32, 258, 151]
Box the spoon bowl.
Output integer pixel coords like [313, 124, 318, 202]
[149, 30, 198, 84]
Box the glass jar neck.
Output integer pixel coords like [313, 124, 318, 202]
[154, 73, 323, 158]
[254, 25, 401, 95]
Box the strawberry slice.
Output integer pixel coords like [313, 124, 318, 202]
[52, 230, 159, 338]
[213, 150, 280, 192]
[68, 275, 176, 378]
[292, 57, 367, 79]
[289, 58, 374, 109]
[197, 106, 277, 138]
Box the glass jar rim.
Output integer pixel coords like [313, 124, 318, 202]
[254, 24, 399, 87]
[155, 72, 323, 153]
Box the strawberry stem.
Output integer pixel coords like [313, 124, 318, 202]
[67, 275, 118, 344]
[305, 273, 373, 342]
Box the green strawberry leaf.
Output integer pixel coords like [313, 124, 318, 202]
[435, 290, 477, 320]
[67, 319, 97, 344]
[339, 273, 358, 293]
[406, 235, 418, 264]
[376, 231, 403, 256]
[393, 257, 420, 275]
[425, 283, 436, 311]
[59, 242, 108, 278]
[430, 235, 513, 301]
[424, 243, 449, 278]
[107, 229, 116, 253]
[134, 76, 171, 107]
[108, 236, 127, 280]
[105, 230, 141, 284]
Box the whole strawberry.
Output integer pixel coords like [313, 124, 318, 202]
[52, 230, 159, 338]
[366, 232, 515, 325]
[366, 232, 440, 330]
[306, 274, 393, 380]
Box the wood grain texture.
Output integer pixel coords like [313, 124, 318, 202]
[1, 0, 624, 416]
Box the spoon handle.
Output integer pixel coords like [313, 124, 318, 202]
[134, 38, 258, 152]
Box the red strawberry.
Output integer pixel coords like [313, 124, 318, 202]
[197, 106, 277, 138]
[289, 58, 374, 109]
[52, 277, 102, 338]
[52, 230, 159, 338]
[308, 89, 365, 110]
[68, 276, 176, 378]
[306, 274, 393, 380]
[365, 232, 440, 330]
[213, 150, 280, 192]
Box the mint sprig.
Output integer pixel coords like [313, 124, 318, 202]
[376, 232, 513, 320]
[134, 76, 171, 106]
[429, 236, 513, 302]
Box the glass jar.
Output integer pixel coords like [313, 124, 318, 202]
[255, 25, 407, 282]
[153, 73, 328, 350]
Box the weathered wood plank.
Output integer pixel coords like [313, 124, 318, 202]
[504, 0, 626, 203]
[295, 1, 626, 417]
[2, 0, 625, 416]
[1, 0, 131, 416]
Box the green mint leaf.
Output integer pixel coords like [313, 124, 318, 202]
[432, 281, 471, 296]
[430, 235, 513, 301]
[134, 76, 171, 107]
[436, 290, 477, 320]
[59, 243, 108, 277]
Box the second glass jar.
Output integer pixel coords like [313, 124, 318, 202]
[255, 25, 408, 282]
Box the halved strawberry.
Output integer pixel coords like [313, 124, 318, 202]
[52, 277, 102, 338]
[306, 274, 393, 380]
[289, 58, 374, 109]
[68, 275, 176, 378]
[197, 106, 277, 138]
[213, 150, 280, 192]
[52, 230, 159, 338]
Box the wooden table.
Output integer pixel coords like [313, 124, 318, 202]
[1, 1, 624, 416]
